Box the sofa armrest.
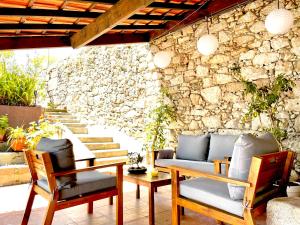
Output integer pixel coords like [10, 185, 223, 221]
[213, 157, 231, 176]
[169, 165, 250, 187]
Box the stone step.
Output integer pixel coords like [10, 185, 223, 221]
[78, 137, 113, 143]
[53, 119, 80, 123]
[0, 165, 31, 187]
[46, 114, 76, 119]
[45, 111, 71, 116]
[63, 123, 87, 128]
[68, 127, 88, 134]
[44, 108, 67, 113]
[92, 149, 128, 158]
[94, 156, 128, 166]
[85, 142, 120, 150]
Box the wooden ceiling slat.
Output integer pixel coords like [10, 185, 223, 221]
[0, 23, 164, 31]
[0, 8, 184, 21]
[0, 33, 150, 50]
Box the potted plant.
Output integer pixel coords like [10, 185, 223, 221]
[0, 114, 9, 142]
[8, 127, 27, 151]
[0, 52, 45, 128]
[128, 149, 147, 174]
[145, 88, 176, 165]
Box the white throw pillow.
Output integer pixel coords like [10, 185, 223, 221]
[228, 133, 279, 200]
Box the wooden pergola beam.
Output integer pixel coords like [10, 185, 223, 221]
[0, 24, 164, 31]
[0, 8, 183, 21]
[0, 33, 150, 50]
[70, 0, 155, 48]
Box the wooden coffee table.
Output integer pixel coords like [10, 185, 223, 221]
[109, 170, 178, 225]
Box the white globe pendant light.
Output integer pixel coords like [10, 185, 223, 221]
[197, 17, 219, 56]
[265, 1, 294, 35]
[153, 51, 172, 69]
[197, 34, 219, 56]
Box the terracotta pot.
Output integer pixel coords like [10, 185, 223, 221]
[11, 138, 27, 152]
[0, 105, 43, 128]
[0, 134, 4, 142]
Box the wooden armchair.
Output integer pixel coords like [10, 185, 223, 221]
[170, 151, 295, 225]
[22, 149, 124, 225]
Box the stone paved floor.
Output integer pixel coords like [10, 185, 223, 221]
[0, 183, 266, 225]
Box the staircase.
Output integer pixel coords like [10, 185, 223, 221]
[45, 109, 128, 166]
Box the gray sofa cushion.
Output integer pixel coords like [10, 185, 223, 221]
[176, 134, 210, 161]
[180, 178, 244, 217]
[155, 159, 225, 174]
[37, 170, 116, 200]
[157, 150, 174, 159]
[207, 134, 239, 162]
[37, 138, 76, 188]
[228, 133, 279, 200]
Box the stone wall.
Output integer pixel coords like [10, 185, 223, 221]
[150, 0, 300, 151]
[47, 0, 300, 154]
[47, 44, 158, 138]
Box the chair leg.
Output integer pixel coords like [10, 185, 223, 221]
[43, 192, 58, 225]
[109, 196, 114, 205]
[87, 201, 93, 214]
[172, 204, 180, 225]
[244, 211, 255, 225]
[21, 185, 36, 225]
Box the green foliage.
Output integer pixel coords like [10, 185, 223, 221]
[145, 88, 176, 151]
[232, 63, 295, 144]
[8, 127, 26, 141]
[128, 152, 144, 167]
[0, 114, 9, 135]
[0, 51, 47, 106]
[26, 118, 59, 149]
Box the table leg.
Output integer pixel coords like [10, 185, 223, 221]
[136, 185, 140, 199]
[149, 186, 155, 225]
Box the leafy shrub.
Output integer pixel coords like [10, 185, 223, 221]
[0, 51, 45, 106]
[0, 114, 9, 135]
[0, 71, 38, 106]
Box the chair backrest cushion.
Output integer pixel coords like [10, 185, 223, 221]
[157, 150, 174, 159]
[207, 134, 239, 162]
[228, 133, 279, 200]
[176, 134, 210, 161]
[37, 137, 76, 188]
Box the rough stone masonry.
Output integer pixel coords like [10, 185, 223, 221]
[47, 0, 300, 166]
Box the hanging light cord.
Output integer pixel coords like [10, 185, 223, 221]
[153, 0, 211, 40]
[206, 16, 210, 34]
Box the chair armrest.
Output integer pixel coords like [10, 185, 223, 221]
[52, 162, 125, 177]
[169, 165, 250, 187]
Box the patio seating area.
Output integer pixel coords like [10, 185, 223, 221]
[0, 182, 267, 225]
[0, 0, 300, 224]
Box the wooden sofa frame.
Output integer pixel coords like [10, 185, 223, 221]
[170, 151, 295, 225]
[22, 150, 124, 225]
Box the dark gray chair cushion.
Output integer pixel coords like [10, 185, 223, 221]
[157, 150, 174, 159]
[228, 133, 279, 200]
[155, 159, 226, 174]
[37, 137, 76, 188]
[180, 178, 243, 217]
[207, 134, 239, 162]
[37, 170, 116, 200]
[176, 134, 210, 161]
